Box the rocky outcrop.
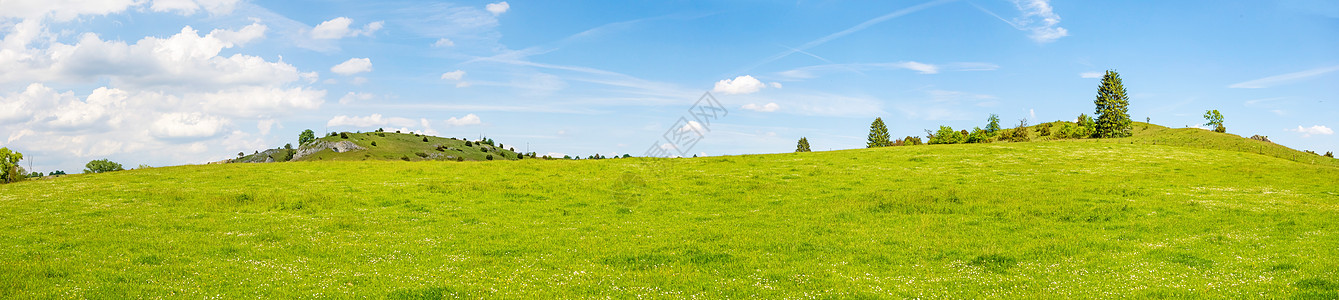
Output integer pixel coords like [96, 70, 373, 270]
[292, 140, 366, 161]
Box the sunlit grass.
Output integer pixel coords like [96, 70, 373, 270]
[1, 129, 1336, 298]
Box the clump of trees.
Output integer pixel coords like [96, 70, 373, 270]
[1203, 110, 1225, 133]
[1094, 70, 1132, 138]
[1, 147, 24, 184]
[84, 159, 124, 174]
[796, 137, 812, 152]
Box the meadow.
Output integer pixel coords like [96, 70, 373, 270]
[1, 127, 1337, 298]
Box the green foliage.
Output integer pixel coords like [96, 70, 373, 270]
[867, 117, 892, 148]
[1203, 110, 1226, 133]
[83, 159, 124, 174]
[965, 127, 990, 144]
[903, 136, 923, 146]
[299, 129, 316, 145]
[27, 172, 41, 178]
[48, 170, 66, 176]
[929, 126, 964, 144]
[796, 137, 812, 153]
[1326, 152, 1334, 158]
[340, 132, 349, 139]
[422, 137, 429, 142]
[486, 154, 494, 161]
[1003, 119, 1031, 142]
[1094, 70, 1133, 138]
[371, 141, 377, 147]
[0, 147, 23, 184]
[465, 141, 473, 147]
[986, 114, 1001, 135]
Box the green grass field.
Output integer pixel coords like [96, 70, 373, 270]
[2, 127, 1337, 298]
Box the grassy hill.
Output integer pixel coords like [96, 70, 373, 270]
[232, 131, 526, 163]
[1, 127, 1336, 298]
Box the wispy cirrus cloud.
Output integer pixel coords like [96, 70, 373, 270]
[776, 62, 998, 80]
[974, 0, 1069, 43]
[1229, 65, 1339, 88]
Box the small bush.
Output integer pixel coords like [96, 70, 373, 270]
[1326, 152, 1334, 158]
[422, 137, 429, 142]
[929, 126, 964, 144]
[465, 141, 473, 146]
[456, 156, 464, 162]
[340, 132, 348, 139]
[370, 141, 377, 146]
[486, 154, 494, 160]
[401, 155, 411, 161]
[415, 152, 429, 158]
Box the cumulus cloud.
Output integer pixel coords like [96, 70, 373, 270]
[742, 102, 780, 112]
[1288, 125, 1334, 137]
[151, 112, 229, 139]
[208, 22, 267, 46]
[150, 0, 241, 16]
[338, 92, 375, 104]
[331, 58, 372, 75]
[445, 113, 482, 126]
[441, 70, 466, 80]
[0, 0, 238, 21]
[713, 75, 767, 95]
[432, 38, 455, 47]
[310, 17, 384, 39]
[486, 2, 510, 15]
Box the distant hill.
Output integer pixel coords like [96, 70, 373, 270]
[229, 131, 529, 163]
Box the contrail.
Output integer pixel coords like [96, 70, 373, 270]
[734, 0, 956, 74]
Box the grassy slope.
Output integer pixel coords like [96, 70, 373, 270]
[298, 132, 521, 162]
[1, 131, 1337, 298]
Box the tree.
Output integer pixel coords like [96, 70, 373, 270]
[1203, 110, 1226, 133]
[986, 114, 1001, 135]
[1325, 151, 1334, 158]
[1094, 70, 1133, 138]
[965, 127, 990, 143]
[867, 117, 892, 148]
[299, 129, 316, 145]
[84, 159, 124, 174]
[0, 147, 23, 184]
[796, 137, 812, 152]
[929, 126, 965, 144]
[49, 170, 66, 176]
[422, 137, 429, 142]
[903, 136, 923, 146]
[1004, 119, 1031, 142]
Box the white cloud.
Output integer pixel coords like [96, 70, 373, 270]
[208, 22, 266, 46]
[1012, 0, 1068, 43]
[769, 82, 783, 89]
[1288, 125, 1334, 137]
[310, 17, 383, 39]
[327, 114, 385, 127]
[678, 120, 705, 133]
[1029, 109, 1037, 120]
[898, 62, 939, 74]
[257, 119, 279, 135]
[338, 92, 376, 104]
[0, 0, 139, 21]
[742, 102, 780, 112]
[441, 70, 466, 80]
[1080, 72, 1103, 79]
[331, 58, 372, 75]
[150, 112, 229, 139]
[299, 71, 319, 83]
[433, 38, 455, 47]
[150, 0, 241, 16]
[713, 75, 767, 95]
[486, 2, 510, 15]
[196, 86, 326, 117]
[445, 113, 482, 126]
[1229, 65, 1339, 89]
[776, 61, 995, 80]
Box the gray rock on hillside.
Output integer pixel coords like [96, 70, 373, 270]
[293, 140, 366, 161]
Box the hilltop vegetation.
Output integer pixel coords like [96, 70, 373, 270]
[1, 128, 1336, 298]
[230, 130, 529, 163]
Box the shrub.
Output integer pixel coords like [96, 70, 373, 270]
[1326, 152, 1334, 158]
[965, 127, 990, 143]
[1038, 123, 1052, 137]
[486, 154, 494, 160]
[904, 136, 923, 146]
[1004, 119, 1031, 142]
[456, 156, 464, 162]
[370, 141, 377, 146]
[340, 132, 349, 139]
[49, 170, 66, 176]
[401, 155, 411, 161]
[84, 159, 125, 174]
[517, 153, 524, 160]
[465, 141, 473, 147]
[929, 126, 964, 144]
[299, 129, 315, 145]
[422, 137, 429, 142]
[415, 152, 429, 158]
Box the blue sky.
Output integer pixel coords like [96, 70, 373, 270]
[1, 0, 1336, 172]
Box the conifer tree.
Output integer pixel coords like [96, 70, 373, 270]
[1094, 70, 1132, 138]
[867, 117, 892, 148]
[796, 137, 812, 152]
[986, 114, 1001, 135]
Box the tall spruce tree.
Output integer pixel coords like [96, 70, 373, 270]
[867, 117, 892, 148]
[1093, 70, 1132, 138]
[795, 137, 812, 152]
